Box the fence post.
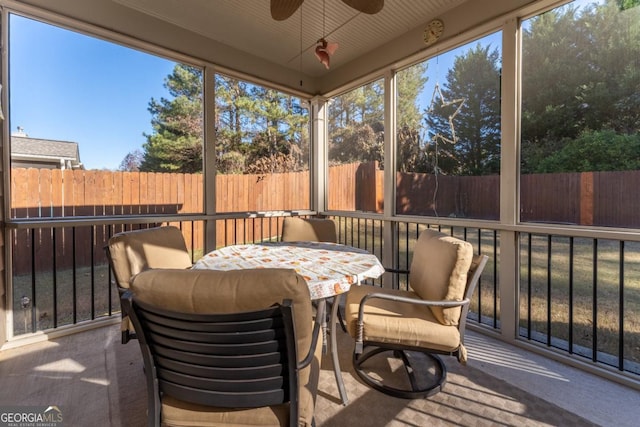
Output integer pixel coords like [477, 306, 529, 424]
[580, 172, 594, 226]
[356, 161, 382, 213]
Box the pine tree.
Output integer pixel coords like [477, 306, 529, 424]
[140, 64, 204, 173]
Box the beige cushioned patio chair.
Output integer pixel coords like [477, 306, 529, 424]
[105, 226, 192, 343]
[281, 217, 337, 243]
[344, 229, 488, 399]
[122, 268, 322, 427]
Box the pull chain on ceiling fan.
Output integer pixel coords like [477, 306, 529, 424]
[314, 0, 338, 69]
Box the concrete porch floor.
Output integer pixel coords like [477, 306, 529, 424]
[1, 323, 638, 426]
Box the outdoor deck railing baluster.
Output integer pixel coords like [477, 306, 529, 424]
[518, 232, 639, 376]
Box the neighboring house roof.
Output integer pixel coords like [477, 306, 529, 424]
[11, 135, 83, 170]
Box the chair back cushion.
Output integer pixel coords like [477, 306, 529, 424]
[130, 268, 313, 366]
[409, 229, 474, 325]
[281, 217, 337, 243]
[107, 226, 192, 288]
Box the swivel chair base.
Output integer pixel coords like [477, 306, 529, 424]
[353, 346, 447, 399]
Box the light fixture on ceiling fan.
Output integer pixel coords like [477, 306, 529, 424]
[270, 0, 384, 21]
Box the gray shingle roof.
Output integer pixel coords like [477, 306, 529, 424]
[11, 136, 80, 161]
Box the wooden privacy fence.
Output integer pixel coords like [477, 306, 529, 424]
[396, 169, 640, 227]
[10, 168, 311, 274]
[396, 171, 500, 219]
[10, 165, 640, 274]
[326, 161, 384, 211]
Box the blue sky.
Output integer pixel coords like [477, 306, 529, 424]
[9, 14, 175, 170]
[417, 30, 502, 113]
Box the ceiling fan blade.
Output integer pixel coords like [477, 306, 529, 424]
[271, 0, 304, 21]
[342, 0, 384, 14]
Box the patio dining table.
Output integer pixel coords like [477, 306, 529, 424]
[192, 240, 385, 405]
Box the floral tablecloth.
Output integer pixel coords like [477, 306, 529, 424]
[193, 241, 385, 300]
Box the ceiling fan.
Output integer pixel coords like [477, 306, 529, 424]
[270, 0, 384, 21]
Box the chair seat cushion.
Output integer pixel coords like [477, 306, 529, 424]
[345, 285, 461, 353]
[161, 396, 289, 427]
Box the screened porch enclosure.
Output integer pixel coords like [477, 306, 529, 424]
[2, 0, 640, 409]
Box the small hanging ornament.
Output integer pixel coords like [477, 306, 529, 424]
[314, 38, 339, 69]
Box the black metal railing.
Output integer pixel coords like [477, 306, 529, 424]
[218, 216, 281, 246]
[7, 213, 639, 381]
[9, 218, 205, 336]
[519, 232, 640, 375]
[13, 215, 502, 336]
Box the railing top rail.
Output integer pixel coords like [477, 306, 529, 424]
[5, 214, 209, 229]
[5, 210, 319, 230]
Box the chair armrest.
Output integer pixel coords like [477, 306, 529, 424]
[120, 289, 133, 313]
[298, 316, 322, 369]
[358, 292, 470, 320]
